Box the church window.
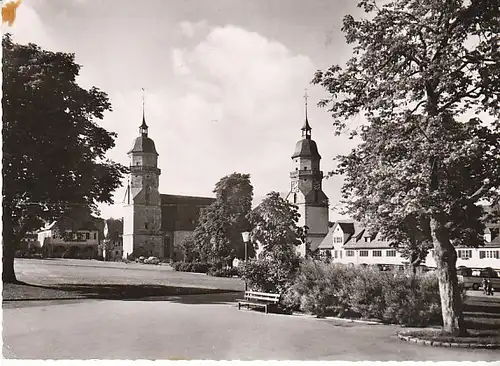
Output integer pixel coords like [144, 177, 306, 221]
[296, 167, 298, 171]
[145, 222, 149, 229]
[86, 233, 90, 240]
[293, 193, 297, 203]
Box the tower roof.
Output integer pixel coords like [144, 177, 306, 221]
[128, 89, 158, 155]
[292, 90, 320, 159]
[128, 136, 158, 155]
[292, 138, 321, 159]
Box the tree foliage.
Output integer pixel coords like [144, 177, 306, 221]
[193, 173, 254, 267]
[313, 0, 500, 335]
[240, 192, 305, 292]
[2, 34, 127, 282]
[249, 191, 306, 261]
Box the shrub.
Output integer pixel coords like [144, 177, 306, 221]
[239, 257, 299, 293]
[381, 272, 443, 326]
[284, 260, 360, 317]
[173, 261, 209, 273]
[287, 260, 445, 326]
[348, 267, 387, 320]
[207, 267, 239, 277]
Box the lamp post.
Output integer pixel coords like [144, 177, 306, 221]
[241, 231, 250, 291]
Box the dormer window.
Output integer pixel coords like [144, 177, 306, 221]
[364, 237, 371, 243]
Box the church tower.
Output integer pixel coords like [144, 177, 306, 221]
[122, 95, 164, 259]
[288, 92, 329, 255]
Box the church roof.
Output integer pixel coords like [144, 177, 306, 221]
[128, 136, 158, 155]
[161, 194, 215, 206]
[292, 138, 321, 159]
[161, 194, 215, 232]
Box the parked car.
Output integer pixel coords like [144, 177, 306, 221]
[458, 267, 500, 291]
[135, 256, 146, 263]
[144, 256, 160, 265]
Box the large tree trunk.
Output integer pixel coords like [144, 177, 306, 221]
[2, 214, 18, 283]
[430, 217, 467, 336]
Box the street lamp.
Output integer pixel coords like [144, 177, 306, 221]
[241, 231, 250, 263]
[241, 231, 250, 291]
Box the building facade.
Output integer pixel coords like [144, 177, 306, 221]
[318, 219, 500, 271]
[37, 214, 102, 259]
[286, 103, 329, 254]
[122, 111, 215, 260]
[102, 218, 124, 261]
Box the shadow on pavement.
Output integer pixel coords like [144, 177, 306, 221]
[3, 281, 242, 304]
[463, 295, 500, 331]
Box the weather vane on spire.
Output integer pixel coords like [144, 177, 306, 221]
[140, 88, 148, 135]
[304, 88, 309, 121]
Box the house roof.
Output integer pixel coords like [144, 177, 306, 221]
[318, 226, 334, 249]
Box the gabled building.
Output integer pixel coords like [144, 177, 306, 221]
[37, 211, 103, 259]
[319, 211, 500, 270]
[318, 220, 407, 267]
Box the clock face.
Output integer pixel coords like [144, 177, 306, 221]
[291, 181, 299, 193]
[313, 181, 321, 190]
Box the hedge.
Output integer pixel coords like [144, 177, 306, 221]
[283, 260, 457, 326]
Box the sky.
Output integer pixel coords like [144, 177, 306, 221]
[6, 0, 367, 220]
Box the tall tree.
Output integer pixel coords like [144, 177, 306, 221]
[241, 192, 305, 292]
[2, 35, 127, 283]
[313, 0, 500, 335]
[249, 191, 306, 261]
[193, 173, 254, 267]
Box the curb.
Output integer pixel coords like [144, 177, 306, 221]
[289, 312, 383, 325]
[397, 332, 500, 349]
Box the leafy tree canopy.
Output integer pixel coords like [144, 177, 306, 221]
[193, 172, 254, 266]
[313, 0, 500, 335]
[249, 191, 306, 262]
[2, 34, 127, 282]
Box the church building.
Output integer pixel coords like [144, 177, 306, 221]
[286, 95, 330, 254]
[122, 109, 215, 260]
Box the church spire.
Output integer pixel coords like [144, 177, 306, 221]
[139, 88, 148, 137]
[301, 89, 312, 139]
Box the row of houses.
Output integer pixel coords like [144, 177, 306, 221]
[318, 219, 500, 271]
[20, 214, 124, 262]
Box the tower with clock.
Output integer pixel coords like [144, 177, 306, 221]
[287, 91, 329, 254]
[122, 95, 164, 258]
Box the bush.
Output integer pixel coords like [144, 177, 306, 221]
[286, 260, 445, 326]
[207, 267, 239, 277]
[349, 267, 387, 320]
[172, 261, 209, 273]
[283, 261, 357, 317]
[240, 258, 299, 293]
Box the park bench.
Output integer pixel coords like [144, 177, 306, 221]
[237, 290, 281, 314]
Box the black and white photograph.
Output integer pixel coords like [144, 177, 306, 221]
[2, 0, 500, 361]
